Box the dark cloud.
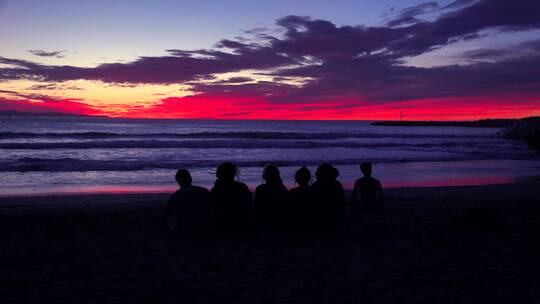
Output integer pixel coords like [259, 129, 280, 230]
[442, 0, 477, 10]
[27, 49, 66, 58]
[386, 2, 439, 27]
[0, 89, 18, 94]
[7, 91, 81, 103]
[1, 0, 540, 105]
[376, 55, 540, 101]
[272, 15, 404, 61]
[264, 0, 540, 102]
[270, 44, 540, 103]
[387, 0, 540, 57]
[0, 94, 97, 114]
[460, 48, 510, 61]
[453, 39, 540, 63]
[189, 80, 289, 96]
[27, 83, 83, 90]
[221, 77, 253, 83]
[27, 83, 59, 90]
[1, 44, 293, 84]
[0, 88, 99, 114]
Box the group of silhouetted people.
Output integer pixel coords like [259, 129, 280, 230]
[164, 162, 384, 235]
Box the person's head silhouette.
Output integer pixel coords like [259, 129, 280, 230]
[360, 162, 372, 177]
[295, 166, 311, 187]
[263, 164, 282, 184]
[175, 168, 192, 188]
[316, 163, 339, 182]
[216, 162, 239, 182]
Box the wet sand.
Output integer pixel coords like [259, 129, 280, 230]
[1, 183, 539, 303]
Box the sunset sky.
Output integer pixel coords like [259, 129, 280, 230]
[1, 0, 539, 120]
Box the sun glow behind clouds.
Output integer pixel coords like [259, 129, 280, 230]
[0, 79, 193, 115]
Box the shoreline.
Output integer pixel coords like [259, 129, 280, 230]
[2, 158, 540, 198]
[1, 181, 538, 207]
[372, 119, 517, 128]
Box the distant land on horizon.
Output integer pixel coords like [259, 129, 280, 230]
[371, 119, 524, 128]
[374, 118, 540, 153]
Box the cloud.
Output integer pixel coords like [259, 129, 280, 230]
[27, 49, 67, 58]
[386, 0, 540, 57]
[220, 77, 254, 83]
[0, 94, 99, 115]
[386, 2, 439, 27]
[457, 39, 540, 62]
[267, 0, 540, 102]
[2, 90, 83, 103]
[385, 1, 477, 28]
[26, 83, 83, 90]
[1, 44, 293, 84]
[442, 0, 477, 10]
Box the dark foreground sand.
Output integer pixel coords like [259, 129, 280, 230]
[1, 183, 539, 303]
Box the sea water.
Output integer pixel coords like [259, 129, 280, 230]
[1, 117, 539, 196]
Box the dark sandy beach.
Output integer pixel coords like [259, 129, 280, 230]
[1, 183, 539, 303]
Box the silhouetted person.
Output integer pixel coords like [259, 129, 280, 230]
[352, 162, 384, 212]
[310, 164, 346, 231]
[255, 164, 288, 231]
[288, 166, 312, 231]
[210, 162, 253, 232]
[164, 169, 210, 234]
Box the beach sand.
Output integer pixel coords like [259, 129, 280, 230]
[1, 183, 539, 303]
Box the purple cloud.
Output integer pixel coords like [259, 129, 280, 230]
[27, 49, 66, 58]
[386, 0, 540, 57]
[26, 83, 83, 90]
[386, 2, 439, 27]
[220, 77, 254, 83]
[442, 0, 477, 10]
[1, 44, 294, 84]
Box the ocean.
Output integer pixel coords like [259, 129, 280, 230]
[1, 117, 539, 196]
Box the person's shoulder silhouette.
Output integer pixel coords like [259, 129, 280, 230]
[254, 164, 288, 230]
[352, 162, 384, 211]
[164, 169, 210, 234]
[311, 164, 346, 230]
[210, 162, 253, 231]
[289, 166, 312, 231]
